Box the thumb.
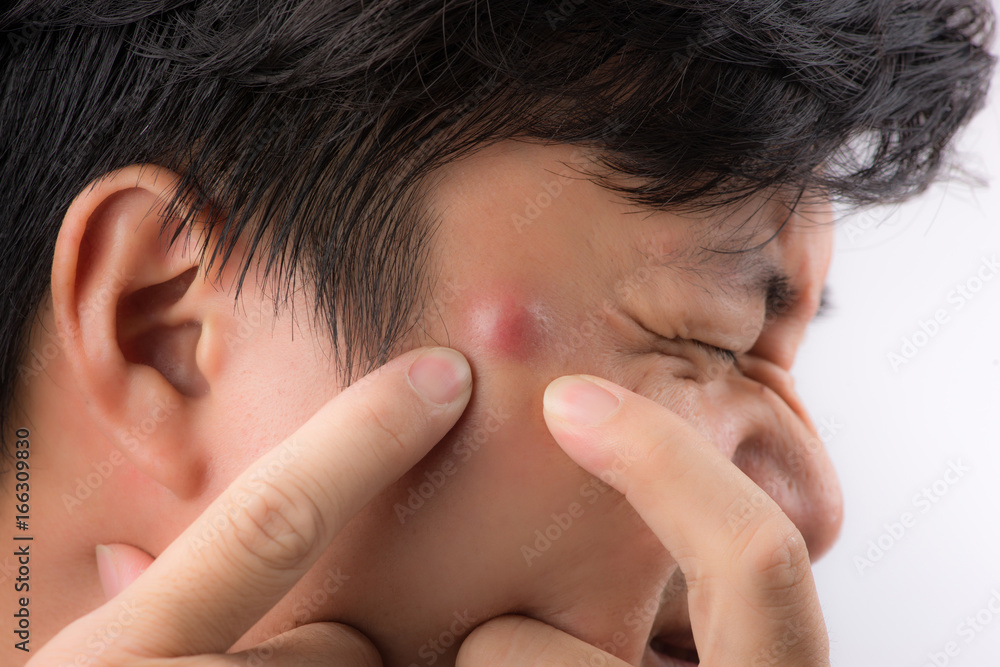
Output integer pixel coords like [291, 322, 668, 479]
[95, 543, 155, 600]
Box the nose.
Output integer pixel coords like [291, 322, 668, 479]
[702, 355, 844, 560]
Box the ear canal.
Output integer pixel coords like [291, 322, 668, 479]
[120, 322, 208, 397]
[118, 265, 209, 397]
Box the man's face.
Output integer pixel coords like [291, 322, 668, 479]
[200, 140, 842, 666]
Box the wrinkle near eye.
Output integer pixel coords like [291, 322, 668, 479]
[637, 332, 741, 386]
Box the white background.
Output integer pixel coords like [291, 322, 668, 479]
[796, 40, 1000, 667]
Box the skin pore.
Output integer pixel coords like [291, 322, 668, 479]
[2, 139, 842, 666]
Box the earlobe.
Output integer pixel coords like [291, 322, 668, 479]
[51, 164, 221, 499]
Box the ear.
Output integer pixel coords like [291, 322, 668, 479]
[51, 164, 229, 499]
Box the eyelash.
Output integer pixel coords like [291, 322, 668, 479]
[690, 339, 739, 365]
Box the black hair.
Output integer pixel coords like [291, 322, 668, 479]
[0, 0, 994, 464]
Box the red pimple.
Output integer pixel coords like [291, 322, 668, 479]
[467, 293, 542, 361]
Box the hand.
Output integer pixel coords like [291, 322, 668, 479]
[458, 366, 829, 666]
[29, 347, 473, 667]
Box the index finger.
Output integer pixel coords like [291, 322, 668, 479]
[540, 373, 829, 666]
[62, 346, 471, 661]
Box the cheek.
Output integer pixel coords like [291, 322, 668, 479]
[206, 311, 342, 490]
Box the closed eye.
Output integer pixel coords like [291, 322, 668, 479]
[689, 339, 738, 365]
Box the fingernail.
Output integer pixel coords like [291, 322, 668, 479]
[407, 348, 472, 405]
[95, 545, 121, 600]
[544, 376, 622, 426]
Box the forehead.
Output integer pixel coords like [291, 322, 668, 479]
[423, 138, 819, 288]
[415, 138, 833, 372]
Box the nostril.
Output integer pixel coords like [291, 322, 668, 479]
[721, 375, 844, 562]
[731, 432, 843, 561]
[732, 436, 799, 515]
[650, 635, 700, 666]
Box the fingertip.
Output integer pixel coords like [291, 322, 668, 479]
[95, 545, 120, 600]
[407, 346, 473, 406]
[95, 543, 154, 600]
[543, 375, 623, 429]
